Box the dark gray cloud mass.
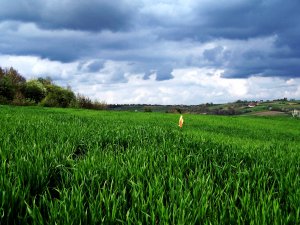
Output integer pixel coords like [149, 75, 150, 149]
[0, 0, 134, 31]
[0, 0, 300, 79]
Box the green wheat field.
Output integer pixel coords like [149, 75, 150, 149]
[1, 105, 300, 224]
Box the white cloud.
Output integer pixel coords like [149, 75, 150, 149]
[74, 67, 300, 104]
[0, 54, 78, 83]
[1, 54, 300, 104]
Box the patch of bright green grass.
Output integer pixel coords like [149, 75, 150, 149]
[1, 105, 300, 224]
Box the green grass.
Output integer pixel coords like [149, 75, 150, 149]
[1, 105, 300, 224]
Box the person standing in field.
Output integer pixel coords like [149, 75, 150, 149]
[179, 115, 184, 128]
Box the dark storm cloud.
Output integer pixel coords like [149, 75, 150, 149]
[1, 0, 300, 79]
[152, 0, 300, 41]
[0, 23, 91, 62]
[203, 46, 232, 67]
[222, 50, 300, 78]
[0, 0, 134, 31]
[198, 0, 300, 78]
[139, 0, 300, 78]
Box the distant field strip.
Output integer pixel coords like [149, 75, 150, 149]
[0, 106, 300, 224]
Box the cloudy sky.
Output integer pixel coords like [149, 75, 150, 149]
[1, 0, 300, 104]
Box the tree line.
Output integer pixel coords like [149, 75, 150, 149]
[0, 66, 106, 110]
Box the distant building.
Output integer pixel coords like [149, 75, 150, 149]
[248, 102, 257, 108]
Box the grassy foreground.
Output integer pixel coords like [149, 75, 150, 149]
[1, 105, 300, 224]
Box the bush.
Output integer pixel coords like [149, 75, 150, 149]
[12, 96, 35, 106]
[40, 94, 59, 107]
[93, 100, 107, 110]
[24, 80, 46, 103]
[75, 94, 107, 110]
[144, 107, 152, 112]
[0, 95, 9, 105]
[76, 94, 93, 109]
[0, 76, 15, 101]
[40, 85, 76, 108]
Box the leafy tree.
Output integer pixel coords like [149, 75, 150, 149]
[0, 67, 4, 78]
[0, 67, 26, 103]
[41, 85, 76, 108]
[12, 92, 35, 106]
[0, 76, 15, 101]
[5, 67, 26, 87]
[0, 66, 106, 109]
[93, 100, 107, 110]
[24, 80, 46, 103]
[76, 94, 93, 109]
[37, 77, 53, 86]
